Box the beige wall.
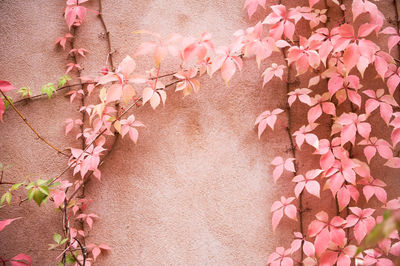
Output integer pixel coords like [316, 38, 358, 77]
[0, 0, 399, 265]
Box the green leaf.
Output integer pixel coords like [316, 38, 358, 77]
[60, 238, 68, 245]
[0, 193, 6, 206]
[49, 181, 61, 188]
[1, 192, 11, 205]
[2, 96, 13, 110]
[41, 83, 56, 99]
[17, 86, 32, 97]
[26, 181, 35, 190]
[53, 233, 62, 244]
[36, 179, 48, 186]
[38, 185, 49, 196]
[65, 254, 76, 264]
[58, 75, 71, 88]
[32, 189, 48, 206]
[27, 188, 35, 200]
[4, 192, 11, 205]
[26, 179, 53, 206]
[10, 182, 24, 191]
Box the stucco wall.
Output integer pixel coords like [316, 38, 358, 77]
[0, 0, 399, 265]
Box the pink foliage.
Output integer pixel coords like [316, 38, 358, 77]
[2, 0, 400, 264]
[292, 169, 322, 198]
[254, 108, 284, 138]
[262, 63, 285, 86]
[271, 196, 297, 231]
[271, 156, 295, 182]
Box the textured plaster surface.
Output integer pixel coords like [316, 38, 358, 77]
[0, 0, 399, 265]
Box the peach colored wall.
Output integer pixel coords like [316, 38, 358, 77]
[0, 0, 399, 265]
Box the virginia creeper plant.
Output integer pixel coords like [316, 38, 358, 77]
[1, 0, 400, 265]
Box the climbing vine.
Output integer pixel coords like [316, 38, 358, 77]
[1, 0, 400, 265]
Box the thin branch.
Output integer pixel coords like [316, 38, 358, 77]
[62, 190, 70, 266]
[278, 1, 303, 261]
[0, 90, 69, 156]
[98, 0, 115, 72]
[68, 23, 90, 249]
[70, 251, 83, 266]
[149, 72, 176, 80]
[73, 237, 86, 266]
[13, 82, 95, 105]
[0, 181, 16, 185]
[281, 46, 304, 262]
[338, 0, 352, 242]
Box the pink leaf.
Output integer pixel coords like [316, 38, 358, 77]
[305, 181, 320, 198]
[98, 244, 111, 250]
[308, 105, 322, 124]
[255, 109, 284, 138]
[328, 74, 343, 96]
[0, 217, 21, 231]
[221, 58, 237, 84]
[392, 128, 400, 147]
[284, 159, 295, 172]
[0, 80, 17, 92]
[337, 186, 350, 211]
[363, 146, 376, 164]
[10, 253, 32, 266]
[117, 55, 136, 77]
[53, 190, 66, 208]
[106, 84, 122, 103]
[271, 157, 295, 182]
[385, 157, 400, 168]
[128, 128, 139, 143]
[272, 208, 283, 231]
[284, 204, 297, 220]
[315, 228, 330, 256]
[244, 0, 266, 18]
[92, 247, 101, 261]
[387, 73, 400, 95]
[343, 43, 360, 73]
[319, 250, 338, 266]
[309, 0, 320, 7]
[390, 241, 400, 256]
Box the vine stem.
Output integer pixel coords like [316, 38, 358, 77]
[281, 46, 304, 262]
[338, 0, 351, 240]
[67, 24, 88, 264]
[96, 0, 121, 196]
[0, 181, 15, 185]
[13, 82, 95, 105]
[149, 72, 176, 79]
[98, 0, 115, 72]
[277, 0, 304, 262]
[74, 238, 86, 266]
[0, 90, 69, 156]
